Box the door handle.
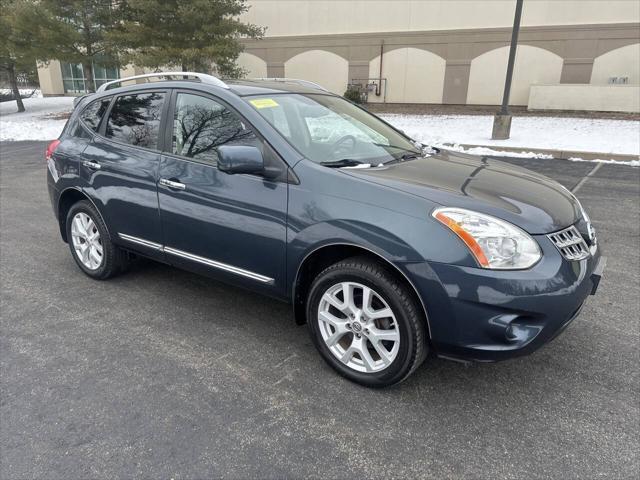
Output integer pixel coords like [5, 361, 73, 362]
[159, 178, 186, 190]
[83, 160, 101, 170]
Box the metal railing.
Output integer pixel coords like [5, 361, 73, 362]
[96, 72, 229, 92]
[96, 73, 330, 94]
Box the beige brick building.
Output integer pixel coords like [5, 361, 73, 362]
[38, 0, 640, 111]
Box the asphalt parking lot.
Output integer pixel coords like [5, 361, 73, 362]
[1, 140, 638, 479]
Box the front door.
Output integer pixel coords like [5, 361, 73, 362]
[157, 91, 288, 294]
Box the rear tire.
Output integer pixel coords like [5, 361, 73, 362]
[66, 200, 129, 280]
[306, 256, 427, 387]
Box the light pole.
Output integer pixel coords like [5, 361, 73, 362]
[492, 0, 524, 140]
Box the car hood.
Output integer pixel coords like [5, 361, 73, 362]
[343, 150, 580, 234]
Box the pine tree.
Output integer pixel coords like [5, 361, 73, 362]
[35, 0, 123, 93]
[112, 0, 263, 77]
[0, 0, 45, 112]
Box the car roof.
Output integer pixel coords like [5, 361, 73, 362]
[76, 75, 337, 112]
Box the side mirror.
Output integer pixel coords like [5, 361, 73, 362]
[217, 145, 264, 175]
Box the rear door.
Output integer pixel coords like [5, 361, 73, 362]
[49, 97, 111, 188]
[157, 90, 289, 295]
[81, 90, 169, 260]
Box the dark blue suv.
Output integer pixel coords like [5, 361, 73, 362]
[46, 72, 605, 387]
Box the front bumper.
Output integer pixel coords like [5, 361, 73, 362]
[403, 235, 605, 362]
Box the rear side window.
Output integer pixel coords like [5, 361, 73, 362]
[80, 97, 111, 132]
[106, 92, 165, 149]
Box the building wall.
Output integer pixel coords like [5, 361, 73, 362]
[35, 0, 640, 111]
[238, 1, 639, 109]
[367, 48, 446, 103]
[37, 61, 64, 96]
[466, 45, 563, 106]
[242, 24, 640, 108]
[242, 1, 640, 36]
[591, 43, 640, 85]
[237, 52, 268, 78]
[529, 84, 640, 113]
[36, 62, 142, 96]
[284, 50, 349, 94]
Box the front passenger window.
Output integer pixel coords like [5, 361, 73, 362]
[172, 93, 258, 164]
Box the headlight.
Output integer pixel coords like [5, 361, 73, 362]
[433, 207, 541, 269]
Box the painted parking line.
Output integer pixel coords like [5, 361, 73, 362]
[571, 163, 604, 193]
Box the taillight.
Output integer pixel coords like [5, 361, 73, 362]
[45, 139, 61, 161]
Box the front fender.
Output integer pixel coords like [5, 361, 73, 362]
[287, 218, 428, 301]
[286, 221, 440, 337]
[289, 219, 424, 267]
[287, 160, 477, 281]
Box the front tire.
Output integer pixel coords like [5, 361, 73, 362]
[66, 200, 129, 280]
[306, 256, 427, 387]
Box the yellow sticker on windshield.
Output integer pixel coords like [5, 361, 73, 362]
[250, 98, 279, 109]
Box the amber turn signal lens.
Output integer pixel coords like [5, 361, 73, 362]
[435, 211, 490, 268]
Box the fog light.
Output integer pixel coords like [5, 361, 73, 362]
[487, 314, 519, 341]
[488, 315, 541, 345]
[505, 324, 517, 341]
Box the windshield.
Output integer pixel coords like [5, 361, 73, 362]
[244, 93, 421, 165]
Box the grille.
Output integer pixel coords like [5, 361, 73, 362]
[548, 225, 590, 261]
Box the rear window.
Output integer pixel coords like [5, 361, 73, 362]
[80, 97, 111, 132]
[105, 92, 165, 149]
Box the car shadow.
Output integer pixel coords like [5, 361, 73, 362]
[114, 257, 580, 403]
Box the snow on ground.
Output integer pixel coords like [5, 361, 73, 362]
[381, 114, 640, 159]
[0, 96, 74, 141]
[0, 88, 43, 98]
[0, 97, 638, 164]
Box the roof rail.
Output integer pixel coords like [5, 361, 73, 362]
[250, 77, 329, 92]
[96, 72, 229, 92]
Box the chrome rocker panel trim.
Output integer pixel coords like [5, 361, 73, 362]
[117, 233, 274, 284]
[118, 233, 163, 251]
[163, 247, 274, 284]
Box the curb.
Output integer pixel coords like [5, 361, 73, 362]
[446, 144, 640, 163]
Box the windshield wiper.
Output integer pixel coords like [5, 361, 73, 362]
[372, 143, 423, 164]
[373, 142, 421, 156]
[380, 152, 422, 165]
[320, 159, 367, 168]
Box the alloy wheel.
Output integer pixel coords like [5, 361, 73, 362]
[71, 212, 103, 270]
[317, 281, 400, 373]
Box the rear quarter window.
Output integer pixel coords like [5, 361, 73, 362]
[105, 92, 165, 149]
[79, 97, 112, 132]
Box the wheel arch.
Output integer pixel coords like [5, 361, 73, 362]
[292, 243, 432, 339]
[57, 188, 111, 243]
